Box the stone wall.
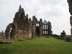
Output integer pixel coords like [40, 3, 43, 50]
[5, 5, 32, 39]
[5, 5, 52, 39]
[67, 0, 72, 35]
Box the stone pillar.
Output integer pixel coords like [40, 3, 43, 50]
[2, 30, 3, 38]
[40, 19, 43, 36]
[46, 25, 48, 35]
[28, 18, 32, 38]
[5, 23, 12, 39]
[61, 30, 66, 39]
[32, 16, 37, 37]
[48, 21, 52, 36]
[71, 27, 72, 35]
[67, 0, 72, 35]
[70, 16, 72, 35]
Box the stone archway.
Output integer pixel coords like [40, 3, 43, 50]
[5, 23, 16, 39]
[36, 22, 40, 37]
[36, 23, 40, 37]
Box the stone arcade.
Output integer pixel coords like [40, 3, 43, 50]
[5, 5, 52, 39]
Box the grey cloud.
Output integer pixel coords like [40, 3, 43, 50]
[39, 0, 62, 5]
[44, 9, 63, 17]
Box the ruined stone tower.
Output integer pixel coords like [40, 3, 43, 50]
[5, 5, 32, 39]
[5, 5, 52, 39]
[32, 16, 43, 37]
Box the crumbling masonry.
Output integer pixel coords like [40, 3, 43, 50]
[5, 5, 52, 39]
[67, 0, 72, 35]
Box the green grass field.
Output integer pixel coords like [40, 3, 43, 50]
[0, 37, 72, 54]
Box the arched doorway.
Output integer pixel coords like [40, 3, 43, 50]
[36, 23, 40, 37]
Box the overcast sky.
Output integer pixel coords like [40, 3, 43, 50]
[0, 0, 71, 35]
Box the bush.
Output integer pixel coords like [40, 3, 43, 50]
[65, 36, 72, 42]
[52, 34, 60, 39]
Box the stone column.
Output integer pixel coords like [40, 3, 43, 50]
[67, 0, 72, 35]
[5, 24, 11, 39]
[48, 21, 52, 36]
[46, 25, 48, 35]
[2, 30, 3, 38]
[70, 16, 72, 35]
[40, 19, 43, 36]
[71, 26, 72, 35]
[28, 18, 32, 38]
[32, 16, 37, 37]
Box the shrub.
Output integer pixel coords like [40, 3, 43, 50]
[65, 36, 72, 42]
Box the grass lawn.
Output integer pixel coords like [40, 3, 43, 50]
[0, 37, 72, 54]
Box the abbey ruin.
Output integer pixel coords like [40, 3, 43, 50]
[5, 5, 52, 39]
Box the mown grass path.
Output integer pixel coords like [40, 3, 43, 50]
[0, 37, 72, 54]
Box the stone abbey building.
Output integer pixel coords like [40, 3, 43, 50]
[5, 5, 52, 39]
